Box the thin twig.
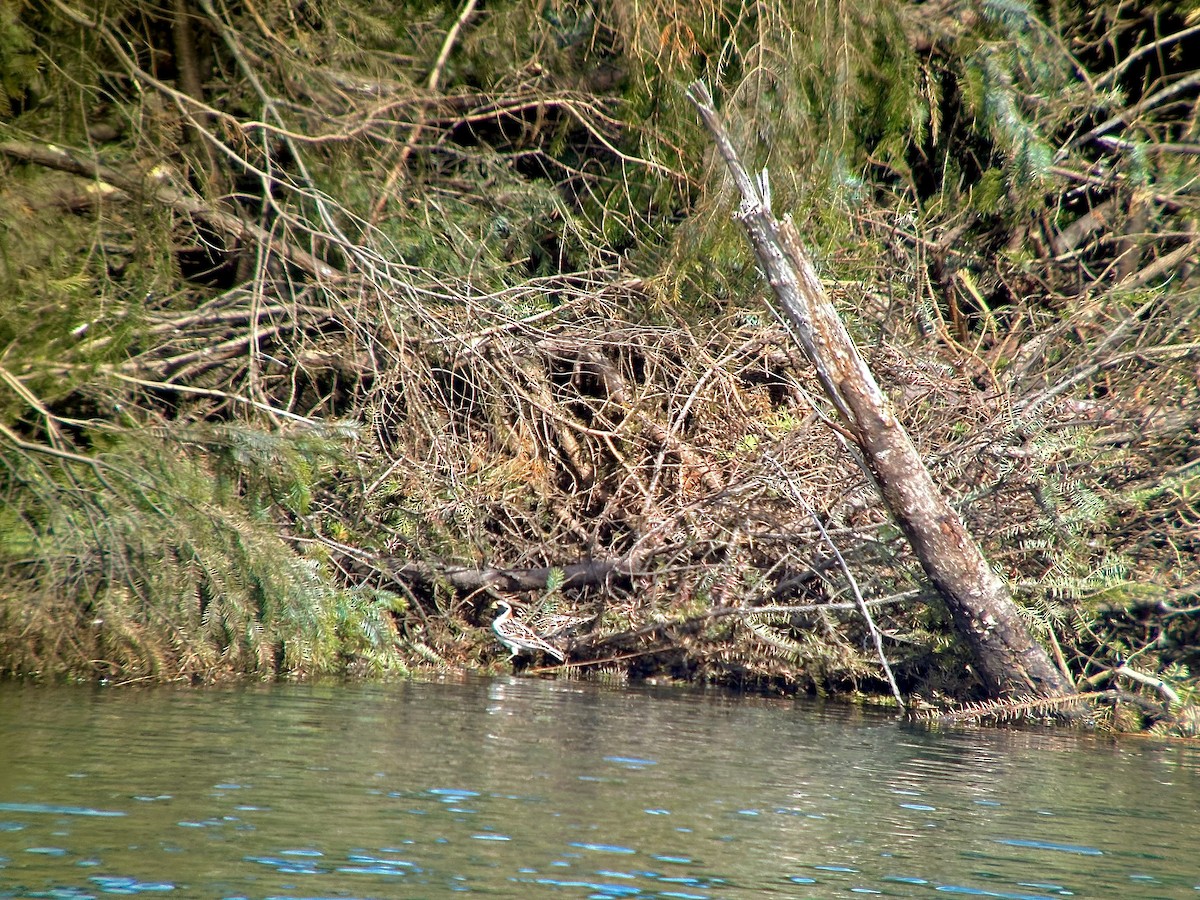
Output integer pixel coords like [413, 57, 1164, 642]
[1073, 71, 1200, 148]
[428, 0, 478, 91]
[1094, 23, 1200, 91]
[1115, 665, 1181, 705]
[808, 507, 905, 709]
[107, 373, 322, 425]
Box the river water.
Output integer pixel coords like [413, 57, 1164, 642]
[0, 677, 1196, 898]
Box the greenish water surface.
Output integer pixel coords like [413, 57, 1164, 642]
[0, 678, 1197, 898]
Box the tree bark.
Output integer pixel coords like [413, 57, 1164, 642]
[170, 0, 225, 195]
[687, 81, 1076, 701]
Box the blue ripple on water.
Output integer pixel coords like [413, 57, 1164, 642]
[658, 875, 706, 887]
[569, 842, 637, 854]
[345, 853, 418, 869]
[336, 864, 412, 875]
[994, 838, 1103, 856]
[595, 869, 638, 879]
[427, 788, 481, 799]
[934, 886, 1059, 899]
[243, 854, 327, 874]
[176, 818, 224, 828]
[603, 756, 657, 768]
[89, 875, 175, 893]
[534, 877, 642, 896]
[0, 802, 125, 818]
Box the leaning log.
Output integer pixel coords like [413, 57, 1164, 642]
[687, 81, 1076, 701]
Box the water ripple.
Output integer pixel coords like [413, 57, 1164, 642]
[569, 842, 638, 854]
[994, 838, 1104, 856]
[0, 803, 125, 818]
[1, 679, 1197, 898]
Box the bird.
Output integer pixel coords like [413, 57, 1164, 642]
[491, 600, 566, 663]
[527, 609, 595, 639]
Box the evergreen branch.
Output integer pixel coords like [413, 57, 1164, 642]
[928, 691, 1109, 724]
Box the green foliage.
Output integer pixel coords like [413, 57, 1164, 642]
[544, 566, 566, 593]
[962, 47, 1053, 193]
[0, 164, 177, 404]
[0, 423, 404, 680]
[970, 168, 1007, 213]
[0, 3, 38, 118]
[645, 0, 929, 312]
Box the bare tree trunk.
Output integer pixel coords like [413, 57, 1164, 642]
[687, 82, 1076, 701]
[170, 0, 225, 195]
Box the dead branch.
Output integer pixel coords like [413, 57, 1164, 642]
[0, 140, 339, 280]
[687, 80, 1076, 701]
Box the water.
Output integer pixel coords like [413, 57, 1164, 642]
[0, 678, 1197, 899]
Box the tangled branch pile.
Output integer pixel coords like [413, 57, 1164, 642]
[1, 0, 1197, 725]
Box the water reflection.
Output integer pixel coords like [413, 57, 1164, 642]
[0, 677, 1196, 898]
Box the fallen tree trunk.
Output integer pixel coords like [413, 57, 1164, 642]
[687, 81, 1077, 701]
[381, 557, 634, 594]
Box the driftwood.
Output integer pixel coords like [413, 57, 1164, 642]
[687, 81, 1076, 701]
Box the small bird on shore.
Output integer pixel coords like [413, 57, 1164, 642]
[491, 600, 566, 664]
[528, 609, 594, 639]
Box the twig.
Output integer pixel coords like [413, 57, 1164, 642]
[375, 0, 480, 222]
[588, 592, 921, 649]
[0, 365, 68, 451]
[1014, 291, 1167, 417]
[0, 140, 338, 279]
[428, 0, 479, 91]
[107, 373, 321, 425]
[1094, 135, 1200, 155]
[1094, 23, 1200, 91]
[1116, 237, 1200, 291]
[0, 421, 106, 471]
[808, 507, 904, 709]
[760, 451, 905, 708]
[1115, 665, 1181, 705]
[1072, 71, 1200, 149]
